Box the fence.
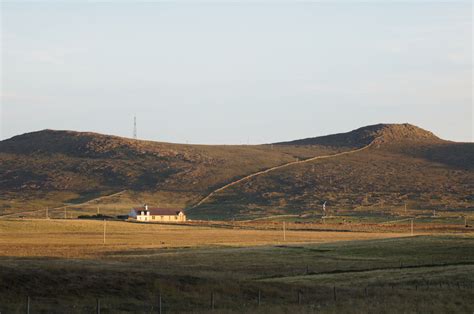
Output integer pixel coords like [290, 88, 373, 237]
[1, 281, 473, 314]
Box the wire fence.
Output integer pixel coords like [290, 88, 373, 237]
[2, 280, 473, 314]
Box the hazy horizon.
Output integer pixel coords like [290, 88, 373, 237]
[1, 1, 472, 144]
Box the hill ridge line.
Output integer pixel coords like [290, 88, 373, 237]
[190, 138, 381, 209]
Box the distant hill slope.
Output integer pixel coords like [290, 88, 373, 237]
[1, 124, 472, 219]
[0, 129, 341, 215]
[275, 123, 440, 148]
[190, 124, 473, 219]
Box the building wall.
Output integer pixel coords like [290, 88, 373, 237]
[136, 213, 186, 222]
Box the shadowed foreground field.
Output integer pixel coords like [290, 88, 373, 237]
[0, 220, 473, 313]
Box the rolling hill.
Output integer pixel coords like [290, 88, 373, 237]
[0, 124, 472, 219]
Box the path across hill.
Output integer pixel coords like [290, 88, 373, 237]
[191, 139, 380, 208]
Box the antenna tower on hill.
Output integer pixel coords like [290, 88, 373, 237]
[133, 115, 137, 139]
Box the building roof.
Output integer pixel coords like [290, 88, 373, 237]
[133, 207, 184, 216]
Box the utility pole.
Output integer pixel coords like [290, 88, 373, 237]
[46, 207, 48, 219]
[64, 207, 67, 219]
[405, 203, 407, 214]
[411, 219, 414, 236]
[103, 219, 106, 245]
[283, 221, 286, 241]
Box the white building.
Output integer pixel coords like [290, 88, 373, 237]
[129, 205, 186, 223]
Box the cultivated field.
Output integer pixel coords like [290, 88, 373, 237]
[0, 219, 473, 313]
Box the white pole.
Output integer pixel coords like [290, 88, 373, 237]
[103, 219, 106, 245]
[104, 219, 107, 245]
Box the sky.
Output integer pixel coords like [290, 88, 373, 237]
[1, 1, 472, 144]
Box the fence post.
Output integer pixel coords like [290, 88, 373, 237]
[158, 291, 162, 314]
[333, 286, 337, 302]
[257, 290, 261, 306]
[26, 296, 30, 314]
[365, 287, 368, 297]
[298, 290, 302, 305]
[96, 298, 100, 314]
[210, 292, 214, 310]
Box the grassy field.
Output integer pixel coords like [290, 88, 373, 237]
[0, 219, 473, 313]
[0, 219, 410, 258]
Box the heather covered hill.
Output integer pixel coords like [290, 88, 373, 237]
[382, 140, 474, 170]
[0, 124, 472, 219]
[192, 146, 473, 219]
[0, 129, 342, 214]
[275, 123, 441, 148]
[190, 124, 473, 219]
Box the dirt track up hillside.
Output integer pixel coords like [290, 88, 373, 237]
[191, 139, 380, 208]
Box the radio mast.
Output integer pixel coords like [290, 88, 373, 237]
[133, 115, 137, 139]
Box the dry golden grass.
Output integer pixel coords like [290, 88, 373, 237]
[0, 219, 410, 259]
[0, 219, 472, 313]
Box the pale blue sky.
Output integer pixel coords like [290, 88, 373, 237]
[1, 1, 472, 144]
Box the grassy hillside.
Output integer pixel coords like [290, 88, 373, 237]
[189, 125, 473, 219]
[0, 130, 341, 215]
[1, 124, 472, 219]
[275, 123, 440, 147]
[192, 145, 473, 219]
